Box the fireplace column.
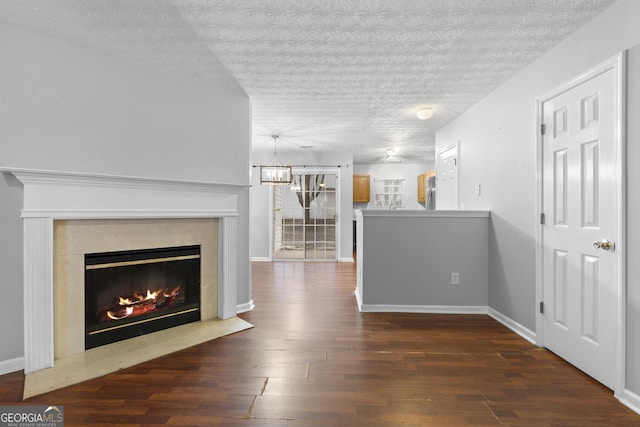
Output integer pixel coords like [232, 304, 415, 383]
[219, 216, 237, 320]
[23, 217, 55, 373]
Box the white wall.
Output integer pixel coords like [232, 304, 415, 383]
[435, 0, 640, 398]
[0, 23, 250, 184]
[251, 151, 354, 261]
[0, 22, 252, 370]
[353, 163, 433, 211]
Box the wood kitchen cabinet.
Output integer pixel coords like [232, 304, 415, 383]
[417, 170, 436, 203]
[353, 174, 370, 202]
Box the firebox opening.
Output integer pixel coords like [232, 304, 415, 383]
[84, 245, 201, 350]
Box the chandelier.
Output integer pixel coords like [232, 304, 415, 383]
[260, 134, 292, 185]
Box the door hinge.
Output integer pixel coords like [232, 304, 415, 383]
[540, 213, 546, 225]
[539, 301, 544, 314]
[540, 123, 546, 135]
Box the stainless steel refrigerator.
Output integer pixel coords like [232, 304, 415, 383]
[425, 175, 436, 210]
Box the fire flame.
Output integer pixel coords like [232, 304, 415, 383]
[164, 286, 180, 298]
[118, 297, 134, 305]
[106, 286, 181, 321]
[106, 306, 134, 320]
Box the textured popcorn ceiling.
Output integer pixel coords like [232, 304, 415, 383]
[0, 0, 617, 164]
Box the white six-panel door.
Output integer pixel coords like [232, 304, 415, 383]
[541, 62, 619, 389]
[437, 144, 458, 210]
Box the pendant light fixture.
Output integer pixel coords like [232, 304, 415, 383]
[260, 134, 292, 185]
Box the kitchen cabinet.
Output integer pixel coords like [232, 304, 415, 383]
[353, 174, 370, 202]
[417, 170, 436, 203]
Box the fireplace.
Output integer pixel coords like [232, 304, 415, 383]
[84, 245, 201, 349]
[2, 167, 242, 374]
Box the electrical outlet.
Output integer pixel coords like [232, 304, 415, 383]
[451, 272, 460, 285]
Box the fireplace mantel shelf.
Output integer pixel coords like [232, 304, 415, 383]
[0, 166, 250, 191]
[1, 167, 248, 219]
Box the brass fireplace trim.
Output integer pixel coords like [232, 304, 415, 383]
[86, 254, 201, 270]
[87, 307, 200, 335]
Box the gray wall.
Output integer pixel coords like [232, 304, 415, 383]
[435, 0, 640, 397]
[0, 22, 252, 368]
[250, 151, 354, 261]
[626, 44, 640, 395]
[359, 213, 488, 307]
[0, 176, 24, 363]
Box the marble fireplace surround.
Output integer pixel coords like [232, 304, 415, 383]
[2, 168, 249, 384]
[54, 217, 219, 359]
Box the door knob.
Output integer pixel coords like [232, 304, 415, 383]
[593, 239, 613, 250]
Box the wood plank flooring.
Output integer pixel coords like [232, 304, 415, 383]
[1, 261, 639, 426]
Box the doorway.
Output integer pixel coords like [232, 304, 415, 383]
[273, 171, 338, 261]
[536, 53, 625, 392]
[437, 143, 459, 210]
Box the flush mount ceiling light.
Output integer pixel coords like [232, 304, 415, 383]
[260, 134, 292, 185]
[385, 148, 402, 162]
[416, 107, 433, 120]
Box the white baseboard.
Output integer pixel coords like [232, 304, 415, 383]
[354, 304, 537, 346]
[251, 257, 354, 263]
[488, 307, 536, 344]
[619, 389, 640, 415]
[236, 300, 255, 314]
[354, 288, 363, 311]
[358, 304, 489, 314]
[0, 356, 24, 375]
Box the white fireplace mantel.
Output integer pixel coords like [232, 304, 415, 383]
[1, 167, 247, 374]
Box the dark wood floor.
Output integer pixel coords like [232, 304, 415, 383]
[1, 261, 639, 426]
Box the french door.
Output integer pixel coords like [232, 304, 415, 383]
[273, 172, 337, 261]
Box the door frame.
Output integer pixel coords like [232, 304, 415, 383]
[534, 52, 626, 396]
[268, 166, 342, 261]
